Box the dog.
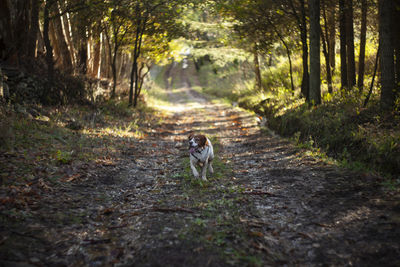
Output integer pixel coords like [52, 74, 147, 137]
[188, 134, 214, 181]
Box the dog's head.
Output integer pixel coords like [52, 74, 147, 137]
[188, 134, 207, 152]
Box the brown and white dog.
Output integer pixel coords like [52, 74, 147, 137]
[188, 134, 214, 181]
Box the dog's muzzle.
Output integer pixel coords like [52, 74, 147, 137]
[189, 145, 197, 154]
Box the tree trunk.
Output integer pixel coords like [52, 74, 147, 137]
[288, 0, 309, 98]
[339, 0, 348, 90]
[346, 0, 356, 88]
[322, 0, 333, 93]
[77, 31, 88, 74]
[379, 0, 396, 110]
[300, 0, 309, 100]
[14, 0, 31, 64]
[102, 30, 112, 79]
[309, 0, 321, 105]
[43, 0, 54, 82]
[130, 16, 143, 107]
[357, 0, 367, 92]
[98, 32, 105, 79]
[133, 21, 146, 107]
[0, 0, 13, 61]
[59, 4, 76, 69]
[91, 27, 101, 78]
[49, 2, 73, 73]
[327, 2, 336, 72]
[111, 45, 118, 98]
[253, 45, 262, 91]
[393, 0, 400, 94]
[26, 0, 39, 61]
[129, 48, 137, 106]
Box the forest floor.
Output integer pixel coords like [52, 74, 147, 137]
[1, 63, 400, 266]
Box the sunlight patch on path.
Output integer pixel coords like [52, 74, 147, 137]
[156, 83, 212, 114]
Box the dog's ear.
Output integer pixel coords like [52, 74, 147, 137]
[198, 135, 207, 147]
[188, 133, 194, 140]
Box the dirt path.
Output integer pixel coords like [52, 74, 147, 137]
[1, 62, 399, 266]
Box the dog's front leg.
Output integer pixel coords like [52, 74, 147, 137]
[208, 159, 214, 175]
[190, 158, 200, 178]
[201, 158, 208, 181]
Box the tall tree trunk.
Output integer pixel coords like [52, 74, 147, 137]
[98, 32, 105, 79]
[43, 0, 54, 82]
[393, 0, 400, 94]
[59, 4, 76, 69]
[130, 16, 142, 107]
[15, 0, 31, 64]
[111, 44, 118, 98]
[91, 27, 101, 78]
[379, 0, 396, 110]
[253, 45, 262, 91]
[77, 31, 88, 74]
[133, 20, 146, 107]
[339, 0, 348, 90]
[26, 0, 39, 62]
[322, 0, 333, 93]
[346, 0, 356, 88]
[288, 0, 309, 98]
[309, 0, 321, 105]
[0, 0, 13, 61]
[102, 30, 112, 79]
[299, 0, 310, 100]
[357, 0, 367, 92]
[49, 2, 73, 73]
[327, 2, 336, 72]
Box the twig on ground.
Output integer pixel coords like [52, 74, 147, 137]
[152, 206, 194, 213]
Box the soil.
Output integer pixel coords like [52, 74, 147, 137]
[1, 62, 399, 266]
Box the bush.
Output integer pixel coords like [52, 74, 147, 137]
[268, 97, 400, 177]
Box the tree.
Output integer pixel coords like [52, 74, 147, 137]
[103, 1, 131, 98]
[0, 0, 40, 66]
[345, 0, 356, 88]
[357, 0, 367, 92]
[309, 0, 321, 105]
[49, 2, 73, 73]
[321, 0, 333, 93]
[327, 1, 336, 73]
[214, 0, 296, 94]
[379, 0, 396, 110]
[339, 0, 348, 90]
[286, 0, 309, 99]
[253, 44, 262, 91]
[43, 0, 56, 82]
[0, 0, 13, 61]
[127, 0, 187, 107]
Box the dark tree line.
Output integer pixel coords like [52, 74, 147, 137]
[215, 0, 400, 110]
[0, 0, 187, 106]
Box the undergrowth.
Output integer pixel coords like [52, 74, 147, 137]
[189, 42, 399, 184]
[268, 92, 400, 180]
[0, 99, 157, 188]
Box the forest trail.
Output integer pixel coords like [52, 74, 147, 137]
[1, 62, 399, 266]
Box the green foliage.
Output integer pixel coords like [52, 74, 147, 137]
[55, 149, 73, 164]
[269, 96, 400, 177]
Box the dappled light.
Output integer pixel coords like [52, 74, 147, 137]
[1, 0, 400, 266]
